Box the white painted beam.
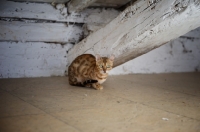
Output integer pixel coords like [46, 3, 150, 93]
[110, 27, 200, 74]
[0, 21, 82, 43]
[67, 0, 97, 13]
[90, 0, 133, 8]
[67, 0, 200, 69]
[0, 1, 119, 24]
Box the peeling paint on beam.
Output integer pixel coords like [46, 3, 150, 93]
[67, 0, 200, 71]
[110, 28, 200, 75]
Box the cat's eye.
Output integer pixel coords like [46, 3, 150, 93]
[99, 65, 103, 68]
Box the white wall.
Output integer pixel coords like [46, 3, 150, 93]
[0, 27, 199, 78]
[110, 27, 200, 75]
[0, 42, 73, 78]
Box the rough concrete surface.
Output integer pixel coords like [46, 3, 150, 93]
[0, 73, 200, 132]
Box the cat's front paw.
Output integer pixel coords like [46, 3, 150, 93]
[96, 84, 103, 90]
[92, 83, 103, 90]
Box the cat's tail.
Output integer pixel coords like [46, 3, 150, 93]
[83, 80, 98, 85]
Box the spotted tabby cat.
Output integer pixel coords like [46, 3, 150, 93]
[68, 54, 114, 90]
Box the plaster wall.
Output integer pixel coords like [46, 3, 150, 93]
[0, 42, 73, 78]
[0, 28, 199, 78]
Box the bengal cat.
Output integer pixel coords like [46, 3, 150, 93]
[68, 54, 115, 90]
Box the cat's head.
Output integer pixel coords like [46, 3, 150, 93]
[95, 54, 115, 73]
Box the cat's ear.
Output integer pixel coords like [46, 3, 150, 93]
[95, 54, 101, 61]
[109, 54, 115, 61]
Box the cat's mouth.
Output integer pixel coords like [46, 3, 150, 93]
[101, 70, 109, 74]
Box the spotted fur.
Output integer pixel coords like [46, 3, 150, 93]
[68, 54, 114, 90]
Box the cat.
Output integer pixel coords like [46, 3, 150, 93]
[68, 54, 114, 90]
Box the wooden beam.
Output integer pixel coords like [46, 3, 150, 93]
[90, 0, 133, 8]
[0, 1, 119, 24]
[0, 21, 82, 43]
[67, 0, 200, 69]
[67, 0, 97, 13]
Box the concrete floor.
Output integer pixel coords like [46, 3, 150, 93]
[0, 73, 200, 132]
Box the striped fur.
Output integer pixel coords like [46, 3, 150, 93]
[68, 54, 114, 90]
[83, 80, 98, 85]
